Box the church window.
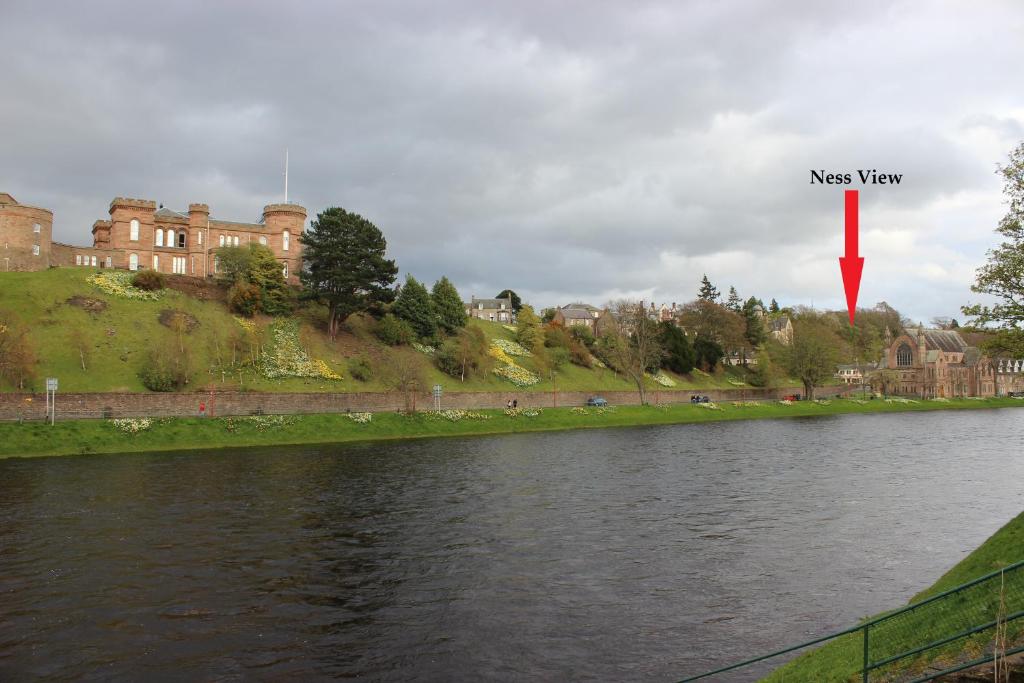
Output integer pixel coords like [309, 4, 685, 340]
[896, 343, 913, 367]
[156, 229, 164, 247]
[130, 219, 139, 241]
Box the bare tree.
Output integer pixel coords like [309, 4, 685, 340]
[70, 327, 91, 371]
[603, 300, 664, 405]
[381, 348, 428, 413]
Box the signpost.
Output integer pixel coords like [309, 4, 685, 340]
[432, 384, 443, 412]
[45, 377, 58, 425]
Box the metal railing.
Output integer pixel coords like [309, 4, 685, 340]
[681, 559, 1024, 682]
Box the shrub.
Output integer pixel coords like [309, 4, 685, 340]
[434, 341, 462, 377]
[132, 269, 166, 291]
[228, 281, 262, 317]
[569, 341, 593, 368]
[139, 348, 191, 391]
[348, 355, 373, 382]
[547, 346, 571, 370]
[569, 325, 595, 347]
[260, 285, 296, 317]
[544, 324, 572, 349]
[376, 313, 414, 346]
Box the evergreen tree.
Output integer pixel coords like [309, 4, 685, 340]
[301, 207, 398, 339]
[698, 274, 720, 302]
[393, 275, 437, 340]
[495, 289, 522, 313]
[431, 276, 466, 334]
[693, 335, 724, 371]
[769, 298, 780, 313]
[658, 321, 695, 374]
[726, 286, 742, 311]
[515, 304, 543, 351]
[742, 296, 767, 348]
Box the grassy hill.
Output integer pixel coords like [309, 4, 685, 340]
[0, 268, 784, 394]
[762, 510, 1024, 681]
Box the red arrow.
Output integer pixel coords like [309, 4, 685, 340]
[838, 189, 865, 325]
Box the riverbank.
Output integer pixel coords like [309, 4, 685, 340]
[2, 396, 1022, 459]
[762, 508, 1024, 682]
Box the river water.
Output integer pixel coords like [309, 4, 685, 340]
[1, 409, 1022, 681]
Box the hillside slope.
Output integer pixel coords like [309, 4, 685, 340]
[0, 268, 781, 394]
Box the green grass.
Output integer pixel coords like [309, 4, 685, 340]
[0, 268, 794, 394]
[761, 507, 1024, 682]
[1, 396, 1021, 460]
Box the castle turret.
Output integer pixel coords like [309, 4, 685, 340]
[262, 203, 306, 284]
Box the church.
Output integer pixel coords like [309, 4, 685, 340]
[880, 327, 1024, 398]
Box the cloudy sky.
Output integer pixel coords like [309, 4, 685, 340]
[3, 1, 1023, 322]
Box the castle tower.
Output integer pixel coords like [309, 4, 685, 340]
[108, 197, 157, 271]
[0, 193, 54, 271]
[188, 204, 210, 277]
[261, 203, 306, 284]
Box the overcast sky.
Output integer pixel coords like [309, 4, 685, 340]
[2, 1, 1023, 322]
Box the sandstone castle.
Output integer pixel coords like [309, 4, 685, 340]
[0, 193, 305, 284]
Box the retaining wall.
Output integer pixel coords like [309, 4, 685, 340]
[0, 385, 850, 421]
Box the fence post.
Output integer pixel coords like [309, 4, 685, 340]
[862, 624, 870, 683]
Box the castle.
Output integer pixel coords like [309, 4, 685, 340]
[0, 193, 305, 284]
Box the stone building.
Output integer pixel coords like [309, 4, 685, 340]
[0, 192, 305, 284]
[880, 327, 1024, 398]
[465, 296, 514, 323]
[0, 193, 53, 272]
[552, 303, 616, 337]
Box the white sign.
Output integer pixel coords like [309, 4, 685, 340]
[432, 384, 443, 396]
[46, 378, 58, 391]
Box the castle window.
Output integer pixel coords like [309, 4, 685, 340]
[233, 235, 240, 247]
[129, 253, 139, 271]
[197, 231, 203, 245]
[32, 244, 40, 256]
[76, 255, 82, 266]
[219, 234, 225, 247]
[259, 236, 268, 246]
[283, 230, 290, 251]
[167, 230, 175, 248]
[153, 255, 159, 271]
[896, 343, 913, 367]
[178, 232, 186, 248]
[91, 256, 97, 267]
[33, 223, 40, 233]
[105, 256, 112, 268]
[130, 219, 139, 241]
[282, 261, 288, 279]
[155, 228, 164, 247]
[172, 256, 186, 274]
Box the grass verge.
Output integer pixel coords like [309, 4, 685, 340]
[1, 396, 1021, 460]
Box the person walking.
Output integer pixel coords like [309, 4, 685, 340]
[512, 399, 518, 409]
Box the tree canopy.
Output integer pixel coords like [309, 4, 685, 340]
[300, 207, 398, 339]
[432, 276, 467, 334]
[777, 313, 842, 400]
[962, 141, 1024, 350]
[495, 289, 522, 313]
[393, 275, 437, 340]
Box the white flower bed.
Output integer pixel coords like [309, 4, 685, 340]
[89, 272, 163, 301]
[492, 339, 532, 357]
[649, 371, 676, 387]
[885, 397, 919, 404]
[411, 342, 436, 355]
[111, 418, 153, 434]
[697, 402, 721, 410]
[429, 409, 491, 422]
[346, 412, 372, 424]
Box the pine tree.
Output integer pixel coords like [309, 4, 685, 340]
[495, 289, 522, 313]
[742, 297, 766, 348]
[431, 276, 466, 334]
[769, 298, 780, 313]
[726, 286, 742, 311]
[301, 207, 398, 339]
[698, 274, 720, 302]
[658, 321, 695, 374]
[393, 275, 437, 340]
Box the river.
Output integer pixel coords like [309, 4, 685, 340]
[1, 409, 1023, 681]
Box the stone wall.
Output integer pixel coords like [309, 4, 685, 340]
[0, 385, 849, 421]
[0, 200, 53, 271]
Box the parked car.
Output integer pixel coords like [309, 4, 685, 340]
[782, 394, 803, 401]
[586, 396, 608, 407]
